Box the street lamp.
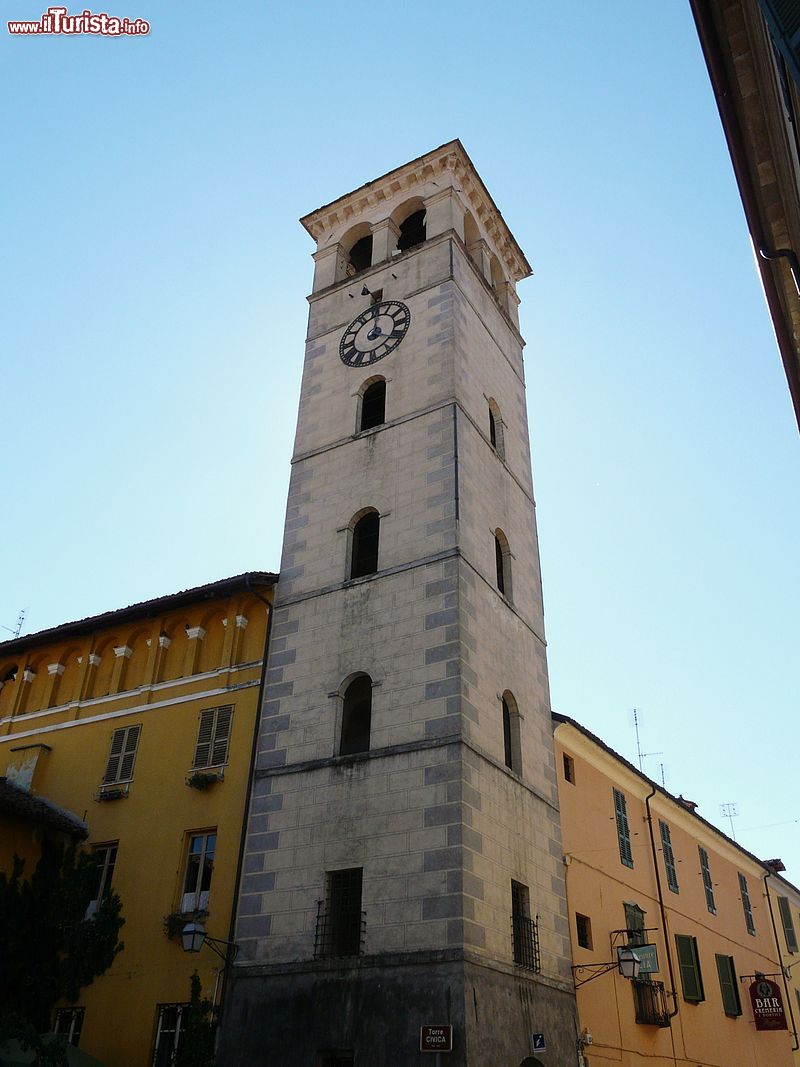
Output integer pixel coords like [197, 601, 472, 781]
[180, 921, 239, 963]
[571, 947, 642, 988]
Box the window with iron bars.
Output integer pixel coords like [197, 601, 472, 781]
[511, 880, 540, 972]
[315, 868, 365, 959]
[633, 979, 671, 1027]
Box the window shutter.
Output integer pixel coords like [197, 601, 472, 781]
[613, 789, 634, 867]
[118, 725, 140, 782]
[676, 934, 704, 1002]
[757, 0, 800, 85]
[210, 706, 233, 766]
[659, 820, 679, 892]
[194, 709, 216, 768]
[715, 954, 741, 1016]
[102, 728, 126, 784]
[779, 897, 799, 952]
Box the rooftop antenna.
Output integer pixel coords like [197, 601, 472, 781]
[2, 609, 25, 639]
[721, 802, 739, 841]
[632, 707, 663, 774]
[659, 762, 666, 789]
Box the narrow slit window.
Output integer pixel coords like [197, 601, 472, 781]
[501, 691, 521, 774]
[350, 511, 379, 579]
[360, 380, 386, 432]
[563, 753, 575, 784]
[340, 675, 372, 756]
[494, 530, 511, 599]
[576, 913, 592, 949]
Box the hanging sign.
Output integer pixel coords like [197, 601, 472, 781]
[749, 977, 788, 1031]
[619, 943, 659, 973]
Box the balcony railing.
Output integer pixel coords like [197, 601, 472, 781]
[633, 979, 671, 1027]
[512, 913, 541, 972]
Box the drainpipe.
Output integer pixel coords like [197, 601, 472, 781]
[763, 870, 799, 1051]
[644, 787, 679, 1019]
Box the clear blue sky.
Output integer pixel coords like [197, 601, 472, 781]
[3, 2, 798, 880]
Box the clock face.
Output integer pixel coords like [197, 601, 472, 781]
[339, 300, 411, 368]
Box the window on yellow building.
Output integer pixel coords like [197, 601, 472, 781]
[658, 820, 679, 893]
[85, 842, 118, 919]
[613, 788, 634, 868]
[193, 705, 233, 769]
[152, 1003, 189, 1067]
[779, 897, 798, 953]
[576, 913, 592, 949]
[698, 846, 716, 915]
[738, 873, 755, 935]
[101, 724, 141, 787]
[624, 902, 647, 946]
[53, 1008, 84, 1047]
[675, 934, 705, 1003]
[715, 954, 742, 1016]
[181, 831, 216, 914]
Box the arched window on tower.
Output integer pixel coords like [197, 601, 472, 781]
[488, 398, 505, 458]
[350, 510, 380, 579]
[340, 674, 372, 755]
[502, 691, 522, 774]
[347, 234, 373, 275]
[397, 209, 426, 252]
[359, 379, 386, 432]
[495, 529, 512, 601]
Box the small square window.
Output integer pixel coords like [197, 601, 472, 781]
[576, 913, 592, 949]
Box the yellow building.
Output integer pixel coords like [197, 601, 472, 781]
[768, 865, 800, 1067]
[553, 713, 797, 1067]
[0, 571, 275, 1066]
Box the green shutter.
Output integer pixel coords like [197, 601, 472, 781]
[699, 847, 716, 914]
[779, 897, 799, 953]
[756, 0, 800, 86]
[715, 954, 741, 1017]
[659, 820, 679, 893]
[675, 934, 705, 1003]
[613, 788, 634, 868]
[738, 874, 755, 935]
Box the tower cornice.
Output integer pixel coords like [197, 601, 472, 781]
[299, 139, 532, 284]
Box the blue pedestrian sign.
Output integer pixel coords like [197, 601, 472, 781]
[531, 1033, 546, 1052]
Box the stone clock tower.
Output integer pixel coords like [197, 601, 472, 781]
[218, 142, 578, 1066]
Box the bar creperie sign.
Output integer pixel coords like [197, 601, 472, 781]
[749, 977, 788, 1031]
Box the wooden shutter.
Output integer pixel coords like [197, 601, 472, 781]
[699, 847, 716, 913]
[779, 897, 799, 952]
[210, 706, 233, 766]
[193, 706, 233, 769]
[193, 709, 216, 768]
[120, 725, 140, 781]
[675, 934, 704, 1002]
[613, 789, 633, 867]
[102, 725, 140, 785]
[659, 820, 679, 892]
[715, 954, 741, 1016]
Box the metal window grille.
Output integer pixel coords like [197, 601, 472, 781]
[633, 979, 671, 1027]
[315, 868, 365, 959]
[511, 882, 540, 972]
[698, 847, 716, 914]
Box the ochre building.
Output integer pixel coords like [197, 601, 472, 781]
[0, 571, 274, 1066]
[554, 713, 798, 1067]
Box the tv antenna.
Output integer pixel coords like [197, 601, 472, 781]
[721, 802, 738, 840]
[2, 610, 25, 639]
[632, 707, 663, 774]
